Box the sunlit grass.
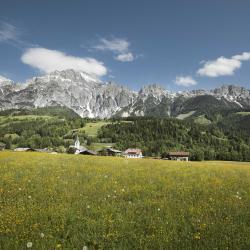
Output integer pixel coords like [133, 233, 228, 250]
[0, 152, 250, 249]
[0, 115, 53, 127]
[79, 121, 111, 137]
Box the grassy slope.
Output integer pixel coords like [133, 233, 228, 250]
[194, 115, 212, 125]
[0, 152, 250, 249]
[236, 112, 250, 116]
[0, 115, 53, 126]
[80, 122, 111, 137]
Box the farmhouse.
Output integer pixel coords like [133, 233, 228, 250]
[124, 148, 143, 158]
[164, 152, 189, 161]
[99, 147, 122, 156]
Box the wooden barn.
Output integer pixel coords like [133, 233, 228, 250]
[79, 149, 97, 156]
[99, 147, 122, 156]
[163, 152, 189, 161]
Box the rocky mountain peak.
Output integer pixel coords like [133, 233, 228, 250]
[0, 69, 249, 118]
[139, 84, 167, 94]
[213, 84, 248, 95]
[0, 76, 13, 86]
[49, 69, 100, 83]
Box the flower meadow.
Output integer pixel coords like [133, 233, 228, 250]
[0, 152, 250, 249]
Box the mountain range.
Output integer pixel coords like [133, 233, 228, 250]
[0, 69, 250, 118]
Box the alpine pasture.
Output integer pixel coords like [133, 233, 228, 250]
[0, 152, 250, 249]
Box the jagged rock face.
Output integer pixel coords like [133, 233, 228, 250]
[212, 85, 250, 107]
[0, 69, 249, 118]
[0, 70, 136, 118]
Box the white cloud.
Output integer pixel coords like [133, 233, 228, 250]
[174, 76, 197, 87]
[115, 52, 134, 62]
[93, 37, 135, 62]
[0, 21, 19, 42]
[21, 47, 107, 77]
[197, 52, 250, 77]
[232, 52, 250, 61]
[93, 38, 130, 53]
[197, 57, 241, 77]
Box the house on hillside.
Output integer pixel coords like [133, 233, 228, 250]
[99, 147, 122, 156]
[163, 152, 189, 161]
[124, 148, 143, 158]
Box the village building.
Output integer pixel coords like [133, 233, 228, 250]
[35, 148, 54, 153]
[14, 147, 35, 152]
[99, 147, 122, 156]
[163, 152, 189, 161]
[124, 148, 143, 158]
[68, 136, 97, 155]
[68, 136, 87, 154]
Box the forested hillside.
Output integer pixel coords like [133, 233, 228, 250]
[98, 115, 250, 161]
[0, 106, 249, 161]
[0, 107, 87, 151]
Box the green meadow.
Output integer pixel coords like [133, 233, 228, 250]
[80, 121, 111, 137]
[0, 152, 250, 249]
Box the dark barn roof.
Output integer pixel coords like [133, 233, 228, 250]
[107, 148, 122, 153]
[79, 149, 97, 155]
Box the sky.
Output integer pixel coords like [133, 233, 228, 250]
[0, 0, 250, 91]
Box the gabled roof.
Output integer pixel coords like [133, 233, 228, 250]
[124, 148, 142, 154]
[79, 149, 97, 155]
[14, 147, 35, 152]
[107, 148, 122, 153]
[168, 151, 189, 157]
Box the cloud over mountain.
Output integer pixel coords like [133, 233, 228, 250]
[93, 37, 135, 62]
[21, 47, 107, 77]
[197, 52, 250, 77]
[174, 76, 197, 87]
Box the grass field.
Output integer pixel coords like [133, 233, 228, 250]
[194, 115, 211, 125]
[80, 122, 111, 137]
[0, 115, 53, 126]
[0, 152, 250, 249]
[236, 112, 250, 116]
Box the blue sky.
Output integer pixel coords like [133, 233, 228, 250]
[0, 0, 250, 91]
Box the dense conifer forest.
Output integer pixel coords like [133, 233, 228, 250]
[98, 115, 250, 161]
